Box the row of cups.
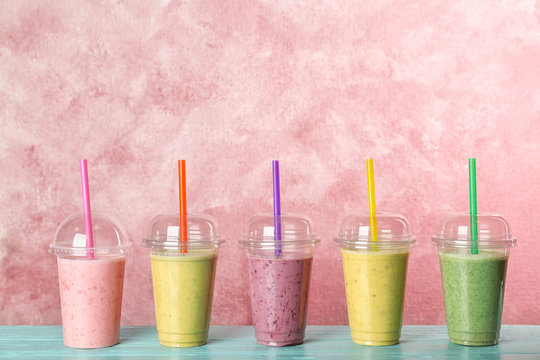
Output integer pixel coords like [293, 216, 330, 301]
[49, 211, 516, 348]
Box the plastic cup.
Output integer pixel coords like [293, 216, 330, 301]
[334, 213, 416, 346]
[239, 213, 320, 346]
[142, 214, 224, 347]
[49, 212, 132, 349]
[432, 213, 516, 346]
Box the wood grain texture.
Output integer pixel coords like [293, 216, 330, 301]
[1, 326, 540, 359]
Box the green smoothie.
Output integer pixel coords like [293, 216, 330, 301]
[439, 251, 508, 346]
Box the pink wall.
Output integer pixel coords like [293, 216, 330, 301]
[1, 1, 540, 326]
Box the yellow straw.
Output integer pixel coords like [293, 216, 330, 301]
[366, 159, 378, 244]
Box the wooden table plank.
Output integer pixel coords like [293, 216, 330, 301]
[0, 326, 539, 359]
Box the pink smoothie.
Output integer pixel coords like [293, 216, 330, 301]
[248, 257, 313, 346]
[57, 256, 126, 348]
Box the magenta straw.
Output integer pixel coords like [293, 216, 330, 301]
[272, 160, 282, 257]
[80, 159, 94, 259]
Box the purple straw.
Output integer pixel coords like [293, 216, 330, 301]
[272, 160, 282, 257]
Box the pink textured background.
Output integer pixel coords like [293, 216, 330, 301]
[1, 1, 540, 326]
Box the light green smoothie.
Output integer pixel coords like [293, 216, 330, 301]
[150, 251, 218, 347]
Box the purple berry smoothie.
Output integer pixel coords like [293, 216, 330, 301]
[248, 256, 313, 346]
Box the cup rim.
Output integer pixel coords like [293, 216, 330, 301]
[49, 245, 132, 257]
[142, 237, 224, 250]
[431, 237, 516, 249]
[334, 236, 416, 250]
[238, 235, 320, 250]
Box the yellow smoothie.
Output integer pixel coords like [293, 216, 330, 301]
[150, 251, 218, 347]
[341, 249, 409, 346]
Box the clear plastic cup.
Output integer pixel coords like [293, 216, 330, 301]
[49, 212, 132, 349]
[142, 214, 224, 347]
[238, 213, 320, 346]
[334, 213, 416, 346]
[432, 212, 517, 346]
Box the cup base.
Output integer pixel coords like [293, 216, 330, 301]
[351, 338, 399, 346]
[159, 339, 207, 348]
[254, 328, 305, 347]
[63, 338, 119, 349]
[351, 329, 400, 347]
[256, 338, 304, 347]
[449, 339, 497, 347]
[157, 331, 208, 348]
[448, 329, 499, 347]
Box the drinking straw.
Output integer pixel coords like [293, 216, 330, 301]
[272, 160, 282, 257]
[80, 159, 94, 259]
[469, 158, 478, 255]
[178, 160, 188, 254]
[366, 159, 378, 247]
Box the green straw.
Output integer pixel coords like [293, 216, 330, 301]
[468, 158, 478, 255]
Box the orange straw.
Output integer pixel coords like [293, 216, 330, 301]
[178, 160, 188, 253]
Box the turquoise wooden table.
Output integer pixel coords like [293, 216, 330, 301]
[1, 326, 539, 359]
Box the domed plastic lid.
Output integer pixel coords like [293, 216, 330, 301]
[142, 214, 224, 251]
[49, 212, 132, 257]
[239, 213, 320, 251]
[432, 212, 516, 249]
[334, 212, 416, 250]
